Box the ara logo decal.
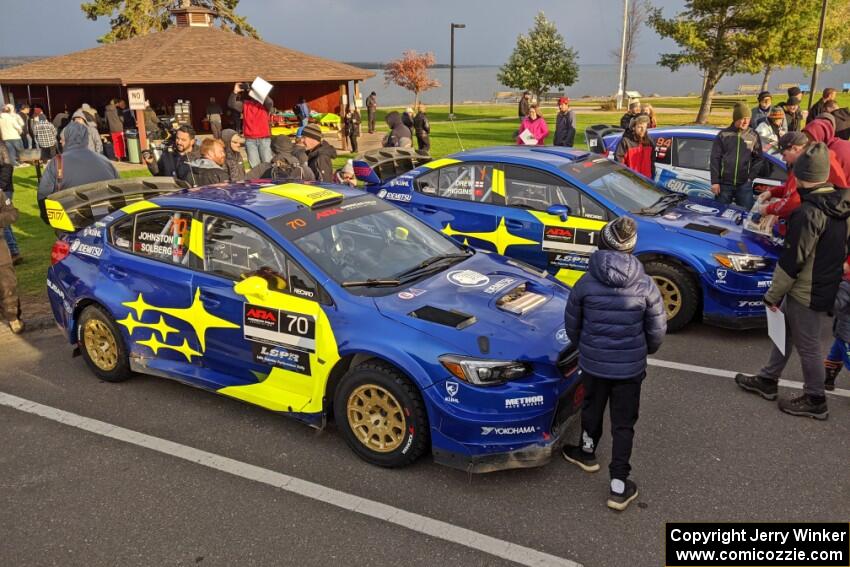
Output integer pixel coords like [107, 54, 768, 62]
[446, 270, 490, 288]
[246, 307, 278, 323]
[315, 208, 342, 219]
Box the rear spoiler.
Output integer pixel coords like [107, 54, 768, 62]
[353, 148, 432, 185]
[584, 124, 624, 154]
[43, 177, 188, 233]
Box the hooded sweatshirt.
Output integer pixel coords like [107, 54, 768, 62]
[803, 118, 850, 182]
[564, 250, 667, 379]
[765, 185, 850, 311]
[382, 112, 412, 148]
[307, 141, 337, 182]
[71, 109, 103, 153]
[181, 157, 229, 187]
[38, 122, 118, 202]
[832, 108, 850, 141]
[221, 129, 246, 182]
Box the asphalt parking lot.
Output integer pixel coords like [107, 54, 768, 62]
[1, 322, 848, 567]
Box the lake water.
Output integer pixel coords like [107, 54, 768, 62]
[358, 63, 850, 107]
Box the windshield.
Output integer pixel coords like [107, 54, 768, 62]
[273, 197, 465, 293]
[560, 159, 668, 211]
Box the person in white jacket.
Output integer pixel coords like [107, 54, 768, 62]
[0, 105, 24, 165]
[755, 107, 787, 153]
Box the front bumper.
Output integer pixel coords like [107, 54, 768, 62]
[704, 312, 766, 330]
[430, 376, 583, 474]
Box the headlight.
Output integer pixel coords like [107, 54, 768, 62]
[439, 355, 530, 386]
[713, 253, 769, 272]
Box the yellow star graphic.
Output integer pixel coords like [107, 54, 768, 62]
[137, 334, 202, 363]
[442, 217, 538, 255]
[116, 314, 178, 341]
[122, 289, 239, 352]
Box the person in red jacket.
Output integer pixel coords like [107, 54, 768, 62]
[758, 132, 849, 236]
[803, 115, 850, 182]
[615, 115, 654, 179]
[228, 82, 274, 168]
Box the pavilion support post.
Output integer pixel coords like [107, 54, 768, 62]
[46, 85, 52, 118]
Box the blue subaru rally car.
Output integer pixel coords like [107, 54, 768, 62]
[356, 147, 781, 332]
[43, 178, 582, 473]
[599, 126, 788, 200]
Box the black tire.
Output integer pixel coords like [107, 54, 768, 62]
[644, 261, 699, 333]
[334, 361, 429, 468]
[77, 305, 132, 382]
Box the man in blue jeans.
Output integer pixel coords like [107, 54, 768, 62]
[709, 102, 764, 209]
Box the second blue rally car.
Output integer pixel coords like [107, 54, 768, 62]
[357, 147, 781, 332]
[44, 178, 582, 473]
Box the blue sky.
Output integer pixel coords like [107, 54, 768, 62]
[1, 0, 686, 65]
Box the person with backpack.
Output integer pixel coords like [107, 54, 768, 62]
[301, 124, 337, 182]
[562, 216, 666, 511]
[37, 122, 119, 224]
[293, 97, 310, 127]
[32, 111, 59, 160]
[413, 105, 430, 152]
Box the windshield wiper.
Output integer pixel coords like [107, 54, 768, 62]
[394, 252, 471, 280]
[341, 279, 402, 288]
[638, 193, 687, 215]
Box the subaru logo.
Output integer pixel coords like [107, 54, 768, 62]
[445, 381, 459, 397]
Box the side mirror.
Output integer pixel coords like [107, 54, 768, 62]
[234, 273, 284, 299]
[546, 204, 570, 222]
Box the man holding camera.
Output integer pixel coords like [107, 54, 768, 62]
[228, 81, 273, 168]
[143, 125, 200, 178]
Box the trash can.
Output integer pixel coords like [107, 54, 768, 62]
[126, 129, 141, 164]
[584, 124, 624, 154]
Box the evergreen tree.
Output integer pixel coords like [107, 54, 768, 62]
[81, 0, 258, 43]
[650, 1, 770, 123]
[498, 12, 579, 101]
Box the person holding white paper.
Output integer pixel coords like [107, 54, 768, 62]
[228, 79, 274, 168]
[736, 143, 850, 420]
[516, 104, 549, 146]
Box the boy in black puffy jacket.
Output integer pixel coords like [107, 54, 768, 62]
[562, 216, 667, 511]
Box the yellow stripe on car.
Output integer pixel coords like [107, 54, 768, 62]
[43, 199, 76, 231]
[120, 200, 160, 215]
[219, 275, 341, 414]
[492, 169, 506, 197]
[261, 183, 344, 208]
[189, 218, 204, 260]
[421, 158, 460, 170]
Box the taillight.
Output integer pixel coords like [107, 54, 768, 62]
[51, 240, 70, 265]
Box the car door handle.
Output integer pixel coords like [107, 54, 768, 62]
[106, 265, 127, 280]
[199, 291, 221, 308]
[418, 205, 439, 214]
[505, 219, 525, 230]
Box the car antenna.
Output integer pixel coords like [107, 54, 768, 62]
[449, 113, 466, 152]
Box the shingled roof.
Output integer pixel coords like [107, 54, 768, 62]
[0, 25, 373, 85]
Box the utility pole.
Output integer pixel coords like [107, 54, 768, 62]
[615, 0, 629, 110]
[450, 23, 466, 119]
[807, 0, 828, 113]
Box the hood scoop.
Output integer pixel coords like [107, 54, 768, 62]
[409, 306, 477, 330]
[683, 223, 728, 236]
[496, 283, 547, 315]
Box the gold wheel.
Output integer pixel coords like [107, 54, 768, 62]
[83, 318, 119, 372]
[653, 275, 682, 319]
[346, 384, 407, 453]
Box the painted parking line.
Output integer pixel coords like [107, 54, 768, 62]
[0, 391, 581, 567]
[649, 358, 850, 399]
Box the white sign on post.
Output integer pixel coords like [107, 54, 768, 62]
[127, 88, 146, 110]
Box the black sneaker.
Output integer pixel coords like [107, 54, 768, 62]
[607, 479, 639, 511]
[735, 373, 778, 400]
[562, 445, 600, 472]
[779, 394, 828, 420]
[824, 360, 842, 392]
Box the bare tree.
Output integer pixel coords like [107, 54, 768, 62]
[609, 0, 651, 95]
